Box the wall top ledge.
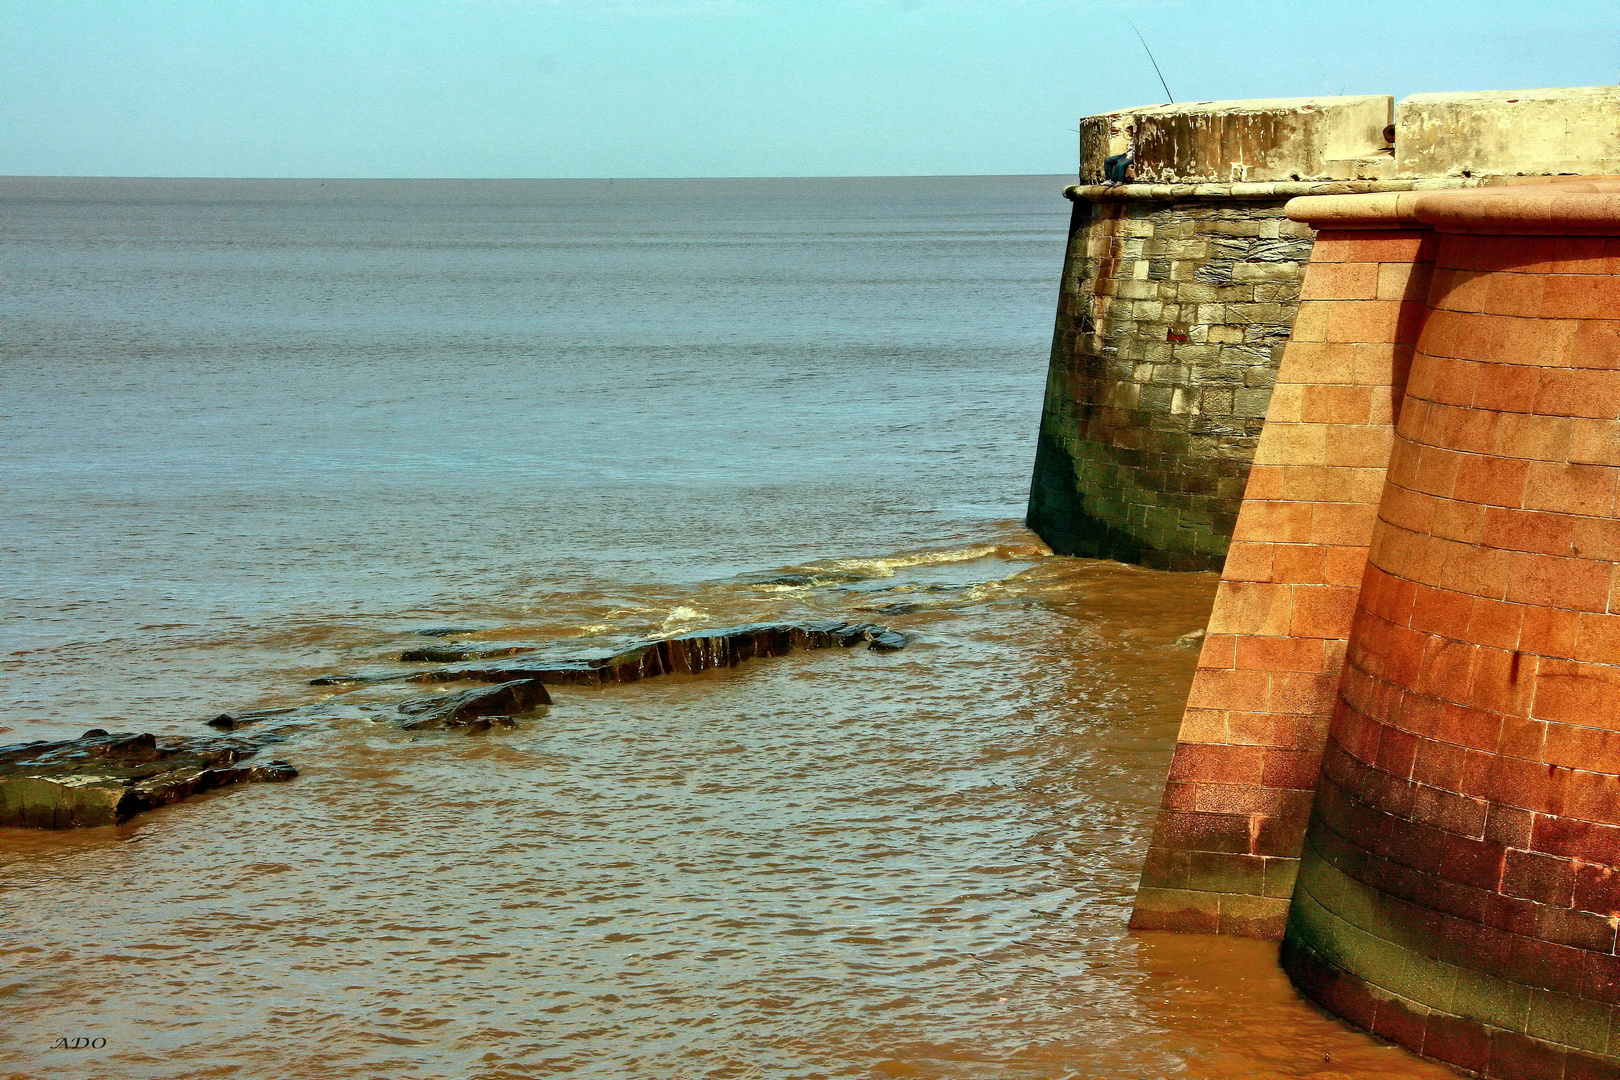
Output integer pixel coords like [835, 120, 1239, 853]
[1286, 179, 1620, 233]
[1395, 86, 1620, 179]
[1082, 86, 1620, 188]
[1079, 95, 1392, 186]
[1066, 178, 1476, 204]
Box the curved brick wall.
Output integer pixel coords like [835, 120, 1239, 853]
[1277, 192, 1620, 1077]
[1131, 228, 1433, 938]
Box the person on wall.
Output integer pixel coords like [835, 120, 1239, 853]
[1103, 122, 1136, 186]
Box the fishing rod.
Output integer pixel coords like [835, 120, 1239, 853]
[1127, 18, 1174, 105]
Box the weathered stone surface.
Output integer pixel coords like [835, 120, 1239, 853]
[404, 620, 909, 688]
[1026, 195, 1306, 569]
[1080, 96, 1393, 185]
[1396, 86, 1620, 179]
[395, 680, 551, 730]
[0, 729, 296, 829]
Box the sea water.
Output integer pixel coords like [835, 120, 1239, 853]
[0, 177, 1446, 1079]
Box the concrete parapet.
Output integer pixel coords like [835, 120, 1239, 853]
[1396, 86, 1620, 180]
[1080, 96, 1394, 185]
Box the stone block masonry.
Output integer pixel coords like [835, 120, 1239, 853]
[1130, 227, 1432, 937]
[1029, 180, 1448, 570]
[1031, 88, 1620, 572]
[1027, 194, 1309, 570]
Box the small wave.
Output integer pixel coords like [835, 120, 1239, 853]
[658, 605, 710, 633]
[818, 541, 1051, 579]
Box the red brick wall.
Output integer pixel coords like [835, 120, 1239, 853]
[1131, 230, 1436, 939]
[1281, 230, 1620, 1077]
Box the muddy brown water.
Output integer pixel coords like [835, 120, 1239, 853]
[0, 177, 1452, 1078]
[1, 549, 1453, 1079]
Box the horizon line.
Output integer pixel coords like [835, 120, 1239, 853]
[0, 172, 1076, 182]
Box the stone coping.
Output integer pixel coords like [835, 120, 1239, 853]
[1064, 178, 1479, 204]
[1286, 178, 1620, 232]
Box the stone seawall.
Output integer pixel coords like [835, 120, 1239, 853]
[1031, 87, 1620, 572]
[1029, 180, 1456, 570]
[1028, 190, 1307, 569]
[1133, 179, 1620, 1079]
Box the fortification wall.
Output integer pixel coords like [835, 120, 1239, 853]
[1028, 190, 1310, 569]
[1130, 225, 1430, 935]
[1133, 179, 1620, 1079]
[1032, 87, 1620, 570]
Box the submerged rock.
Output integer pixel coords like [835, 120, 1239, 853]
[398, 643, 535, 663]
[394, 679, 551, 731]
[208, 705, 302, 731]
[407, 620, 909, 687]
[460, 716, 516, 735]
[738, 570, 867, 588]
[307, 673, 394, 687]
[414, 626, 478, 638]
[0, 729, 297, 829]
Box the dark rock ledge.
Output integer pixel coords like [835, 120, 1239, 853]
[6, 622, 909, 829]
[397, 643, 535, 663]
[234, 622, 908, 737]
[0, 730, 296, 830]
[344, 619, 909, 690]
[429, 619, 909, 686]
[394, 679, 553, 731]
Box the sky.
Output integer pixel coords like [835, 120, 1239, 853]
[2, 0, 1617, 178]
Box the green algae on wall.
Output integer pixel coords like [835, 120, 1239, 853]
[1026, 193, 1313, 571]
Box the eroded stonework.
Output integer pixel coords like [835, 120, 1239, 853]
[1028, 194, 1311, 569]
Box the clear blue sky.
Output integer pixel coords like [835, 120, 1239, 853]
[2, 0, 1616, 178]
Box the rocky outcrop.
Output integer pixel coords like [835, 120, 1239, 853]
[0, 729, 297, 829]
[397, 643, 535, 663]
[219, 621, 909, 744]
[6, 621, 905, 828]
[394, 679, 552, 730]
[402, 620, 908, 688]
